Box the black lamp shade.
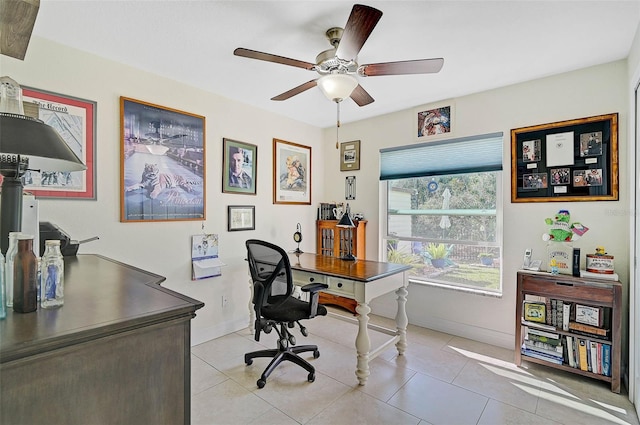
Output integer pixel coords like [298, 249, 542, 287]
[0, 113, 86, 172]
[336, 212, 355, 228]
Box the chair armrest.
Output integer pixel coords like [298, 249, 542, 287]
[301, 283, 328, 293]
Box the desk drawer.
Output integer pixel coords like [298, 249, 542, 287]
[292, 270, 326, 286]
[326, 277, 356, 297]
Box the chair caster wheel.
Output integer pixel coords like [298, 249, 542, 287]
[301, 328, 308, 337]
[308, 373, 315, 382]
[289, 335, 296, 345]
[246, 359, 253, 366]
[313, 350, 320, 359]
[257, 379, 266, 389]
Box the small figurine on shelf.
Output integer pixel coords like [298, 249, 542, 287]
[549, 259, 559, 275]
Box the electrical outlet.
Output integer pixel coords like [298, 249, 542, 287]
[221, 295, 228, 308]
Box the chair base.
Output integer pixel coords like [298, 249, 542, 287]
[245, 344, 320, 388]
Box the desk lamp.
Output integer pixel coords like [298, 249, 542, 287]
[336, 204, 356, 261]
[0, 76, 87, 254]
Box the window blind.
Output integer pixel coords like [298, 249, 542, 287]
[379, 132, 504, 180]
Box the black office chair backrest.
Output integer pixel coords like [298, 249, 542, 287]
[245, 239, 293, 310]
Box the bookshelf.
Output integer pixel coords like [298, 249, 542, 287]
[515, 271, 622, 393]
[316, 219, 367, 313]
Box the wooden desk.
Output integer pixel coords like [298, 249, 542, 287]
[0, 254, 204, 425]
[249, 252, 410, 386]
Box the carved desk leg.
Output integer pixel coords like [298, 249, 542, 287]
[395, 284, 409, 355]
[355, 302, 371, 385]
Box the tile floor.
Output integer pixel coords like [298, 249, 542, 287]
[191, 310, 640, 425]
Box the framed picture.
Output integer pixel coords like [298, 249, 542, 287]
[120, 97, 206, 222]
[273, 138, 311, 205]
[340, 140, 361, 171]
[511, 113, 618, 202]
[228, 205, 255, 231]
[414, 101, 454, 141]
[222, 138, 257, 194]
[21, 87, 97, 199]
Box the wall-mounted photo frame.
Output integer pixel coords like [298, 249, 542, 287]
[21, 87, 97, 199]
[345, 176, 356, 200]
[511, 113, 618, 202]
[120, 97, 206, 222]
[340, 140, 361, 171]
[228, 205, 255, 231]
[273, 138, 311, 205]
[222, 138, 257, 195]
[414, 101, 454, 141]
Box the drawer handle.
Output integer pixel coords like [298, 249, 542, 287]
[556, 282, 574, 287]
[337, 282, 343, 288]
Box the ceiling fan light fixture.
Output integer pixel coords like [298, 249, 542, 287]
[318, 74, 357, 102]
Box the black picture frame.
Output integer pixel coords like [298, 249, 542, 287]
[227, 205, 255, 231]
[511, 113, 618, 202]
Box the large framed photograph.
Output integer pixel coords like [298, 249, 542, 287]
[21, 87, 96, 199]
[415, 101, 453, 141]
[340, 140, 360, 171]
[273, 138, 311, 205]
[120, 97, 206, 222]
[511, 113, 618, 202]
[222, 138, 257, 195]
[228, 205, 255, 231]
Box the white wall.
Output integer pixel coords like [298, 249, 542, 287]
[0, 37, 324, 345]
[322, 61, 630, 349]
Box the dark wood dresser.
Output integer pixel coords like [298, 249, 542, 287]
[0, 254, 204, 425]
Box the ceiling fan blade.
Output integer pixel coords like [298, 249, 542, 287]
[360, 58, 444, 76]
[271, 80, 318, 101]
[335, 4, 383, 61]
[350, 85, 374, 107]
[234, 48, 316, 70]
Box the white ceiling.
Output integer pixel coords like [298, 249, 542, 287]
[31, 1, 640, 129]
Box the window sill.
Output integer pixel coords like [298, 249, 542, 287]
[407, 278, 503, 298]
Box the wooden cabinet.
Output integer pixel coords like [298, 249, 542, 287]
[316, 219, 367, 260]
[515, 271, 621, 393]
[316, 220, 367, 313]
[0, 255, 204, 424]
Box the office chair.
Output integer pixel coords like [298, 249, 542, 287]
[245, 239, 328, 388]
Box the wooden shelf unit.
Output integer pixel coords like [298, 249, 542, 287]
[515, 271, 622, 393]
[316, 219, 367, 314]
[316, 219, 367, 260]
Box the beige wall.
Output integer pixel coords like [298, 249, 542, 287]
[322, 61, 630, 348]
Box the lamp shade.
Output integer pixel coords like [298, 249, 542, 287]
[336, 212, 356, 228]
[317, 74, 358, 102]
[0, 113, 86, 172]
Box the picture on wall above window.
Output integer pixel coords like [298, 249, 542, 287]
[511, 113, 618, 203]
[414, 101, 453, 141]
[340, 140, 361, 171]
[222, 138, 257, 195]
[273, 138, 311, 205]
[120, 97, 206, 222]
[21, 87, 97, 200]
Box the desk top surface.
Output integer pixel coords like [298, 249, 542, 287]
[1, 254, 204, 363]
[288, 252, 411, 282]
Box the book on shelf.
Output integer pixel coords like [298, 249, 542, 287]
[590, 341, 600, 375]
[521, 347, 564, 365]
[521, 319, 556, 331]
[568, 321, 610, 339]
[579, 270, 619, 281]
[578, 339, 589, 371]
[527, 331, 561, 346]
[525, 326, 560, 340]
[602, 343, 612, 377]
[566, 335, 576, 368]
[523, 340, 563, 358]
[523, 301, 546, 323]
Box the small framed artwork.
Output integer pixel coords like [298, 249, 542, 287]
[415, 101, 453, 141]
[228, 205, 255, 231]
[345, 176, 356, 200]
[120, 97, 206, 222]
[273, 138, 311, 205]
[21, 87, 97, 199]
[511, 113, 618, 202]
[222, 138, 257, 195]
[340, 140, 361, 171]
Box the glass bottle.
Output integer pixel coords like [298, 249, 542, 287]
[13, 234, 38, 313]
[41, 240, 64, 309]
[5, 231, 19, 308]
[0, 251, 6, 320]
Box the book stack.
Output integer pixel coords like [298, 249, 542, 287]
[522, 322, 563, 365]
[318, 203, 337, 220]
[565, 335, 612, 376]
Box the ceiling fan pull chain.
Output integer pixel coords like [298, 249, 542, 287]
[336, 101, 341, 149]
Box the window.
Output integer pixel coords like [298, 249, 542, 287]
[380, 133, 503, 294]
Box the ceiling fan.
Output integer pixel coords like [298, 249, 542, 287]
[233, 4, 444, 107]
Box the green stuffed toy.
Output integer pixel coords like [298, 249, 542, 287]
[542, 209, 588, 242]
